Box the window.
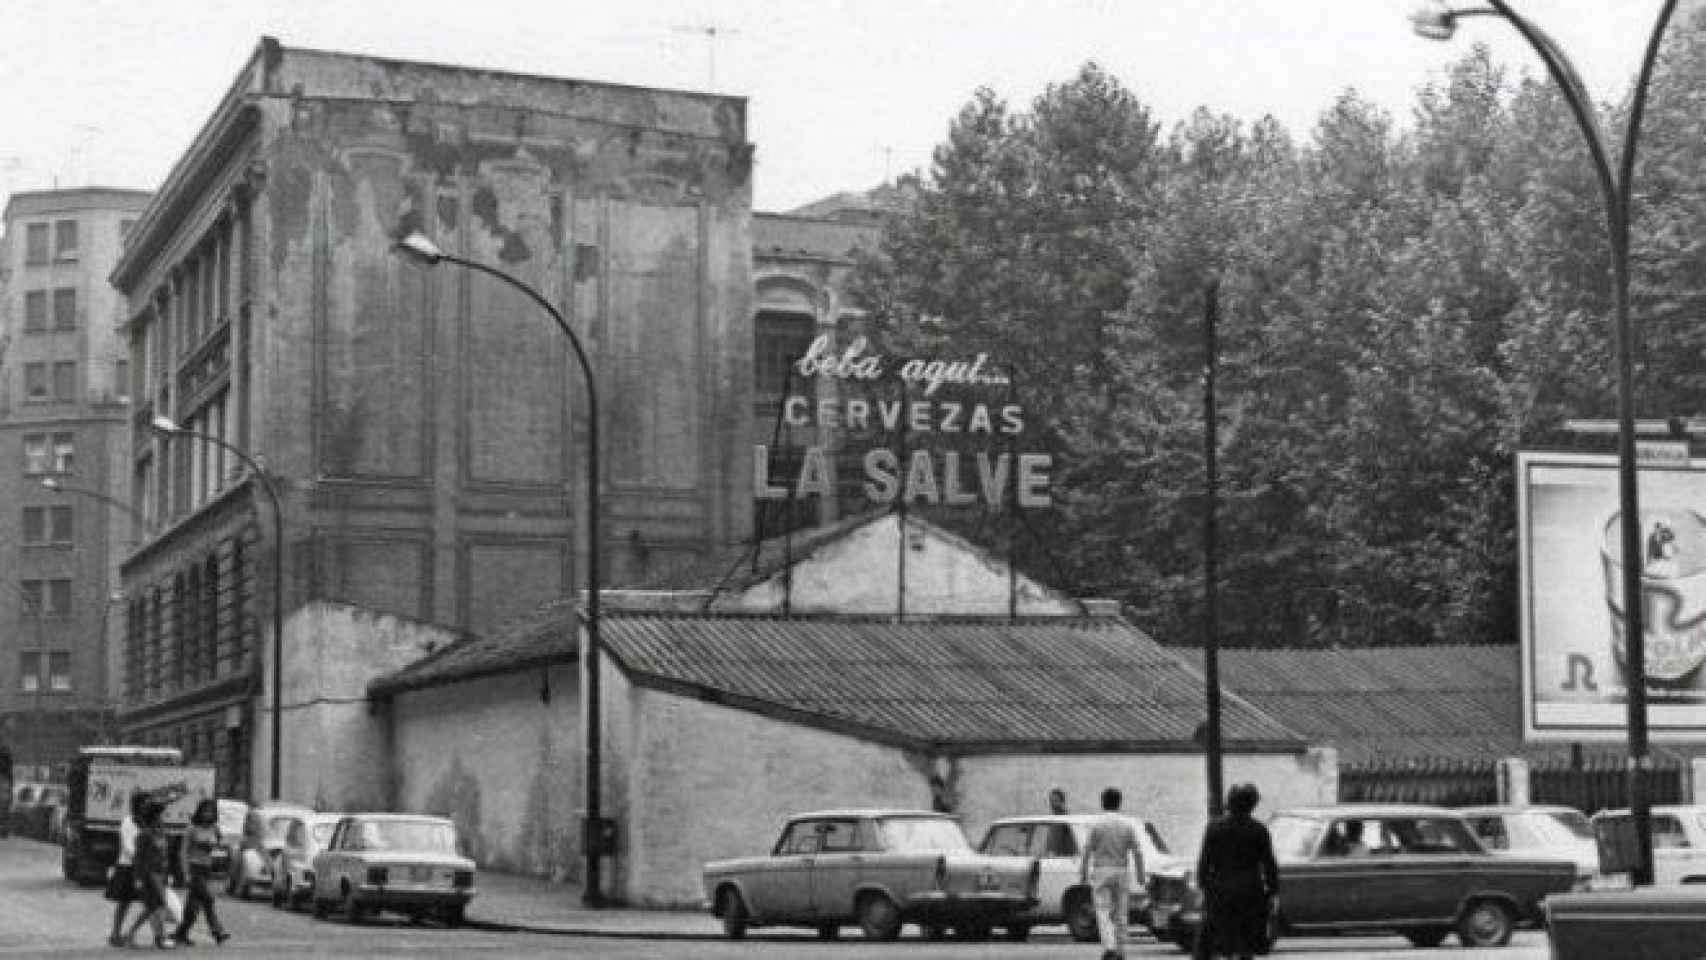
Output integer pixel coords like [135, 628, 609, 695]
[48, 652, 71, 692]
[25, 224, 48, 265]
[981, 824, 1032, 857]
[19, 579, 71, 618]
[24, 363, 48, 401]
[52, 433, 75, 473]
[754, 312, 817, 398]
[20, 506, 71, 544]
[19, 653, 41, 692]
[52, 288, 76, 330]
[22, 435, 49, 474]
[52, 362, 76, 402]
[24, 291, 47, 332]
[55, 220, 78, 260]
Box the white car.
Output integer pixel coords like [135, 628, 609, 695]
[310, 814, 476, 926]
[977, 813, 1177, 942]
[1592, 805, 1706, 887]
[269, 812, 343, 910]
[228, 802, 314, 899]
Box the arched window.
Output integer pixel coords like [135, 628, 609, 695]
[185, 566, 202, 685]
[203, 555, 220, 685]
[172, 573, 188, 692]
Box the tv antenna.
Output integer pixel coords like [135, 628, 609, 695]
[671, 23, 738, 92]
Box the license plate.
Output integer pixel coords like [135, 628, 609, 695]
[410, 866, 432, 883]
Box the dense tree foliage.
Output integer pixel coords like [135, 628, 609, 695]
[850, 15, 1706, 649]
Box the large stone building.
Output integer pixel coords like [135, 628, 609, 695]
[0, 187, 152, 776]
[110, 38, 754, 799]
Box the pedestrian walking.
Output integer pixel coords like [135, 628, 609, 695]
[1077, 786, 1145, 960]
[1194, 783, 1279, 960]
[1048, 787, 1069, 815]
[124, 800, 177, 949]
[173, 799, 230, 946]
[105, 792, 148, 947]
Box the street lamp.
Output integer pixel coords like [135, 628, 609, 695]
[148, 414, 287, 803]
[41, 477, 155, 545]
[392, 230, 607, 907]
[1412, 0, 1682, 887]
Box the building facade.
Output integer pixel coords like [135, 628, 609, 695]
[111, 38, 754, 800]
[0, 187, 152, 777]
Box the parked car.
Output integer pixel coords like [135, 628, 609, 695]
[1591, 805, 1706, 887]
[977, 813, 1178, 942]
[1459, 804, 1599, 884]
[10, 782, 67, 842]
[310, 814, 476, 925]
[211, 799, 247, 876]
[1147, 804, 1577, 952]
[229, 802, 314, 899]
[270, 812, 343, 910]
[702, 809, 1041, 941]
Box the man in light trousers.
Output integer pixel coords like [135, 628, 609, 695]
[1079, 786, 1145, 960]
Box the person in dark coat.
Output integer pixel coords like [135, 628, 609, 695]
[1194, 783, 1279, 960]
[124, 800, 177, 949]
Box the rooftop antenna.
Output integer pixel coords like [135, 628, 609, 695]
[671, 23, 738, 92]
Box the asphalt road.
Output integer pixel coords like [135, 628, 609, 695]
[0, 836, 1553, 958]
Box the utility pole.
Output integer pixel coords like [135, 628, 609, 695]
[671, 24, 738, 91]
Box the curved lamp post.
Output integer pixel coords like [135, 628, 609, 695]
[149, 415, 287, 803]
[392, 231, 606, 907]
[1412, 0, 1681, 887]
[41, 477, 155, 546]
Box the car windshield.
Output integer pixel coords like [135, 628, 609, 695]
[1268, 815, 1325, 860]
[1525, 811, 1593, 844]
[311, 821, 338, 844]
[879, 817, 970, 852]
[359, 819, 459, 853]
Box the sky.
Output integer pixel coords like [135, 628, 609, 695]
[0, 1, 1683, 215]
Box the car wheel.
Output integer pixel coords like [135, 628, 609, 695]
[311, 897, 330, 920]
[341, 884, 366, 925]
[1065, 889, 1098, 943]
[1002, 923, 1031, 942]
[1403, 926, 1450, 948]
[1457, 899, 1514, 948]
[856, 892, 902, 941]
[716, 887, 748, 940]
[441, 904, 465, 927]
[816, 923, 839, 940]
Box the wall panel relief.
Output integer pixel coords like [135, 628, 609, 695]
[462, 163, 569, 487]
[607, 201, 702, 490]
[462, 540, 569, 635]
[318, 149, 431, 480]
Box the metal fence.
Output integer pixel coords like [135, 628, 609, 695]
[1339, 757, 1689, 813]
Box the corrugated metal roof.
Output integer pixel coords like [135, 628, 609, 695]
[1171, 645, 1706, 767]
[597, 613, 1305, 752]
[368, 599, 579, 696]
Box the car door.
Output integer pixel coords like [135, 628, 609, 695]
[809, 818, 869, 921]
[746, 820, 819, 921]
[1272, 815, 1362, 926]
[313, 821, 346, 902]
[1362, 816, 1476, 925]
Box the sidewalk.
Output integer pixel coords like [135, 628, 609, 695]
[466, 870, 722, 938]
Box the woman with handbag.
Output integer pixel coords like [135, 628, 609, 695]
[123, 800, 177, 949]
[173, 799, 230, 945]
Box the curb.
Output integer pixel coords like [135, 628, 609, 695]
[464, 917, 721, 940]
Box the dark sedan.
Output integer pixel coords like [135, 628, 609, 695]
[1148, 803, 1578, 952]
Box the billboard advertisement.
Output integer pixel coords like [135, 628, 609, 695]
[1520, 449, 1706, 740]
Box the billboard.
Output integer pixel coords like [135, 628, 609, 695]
[1519, 449, 1706, 740]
